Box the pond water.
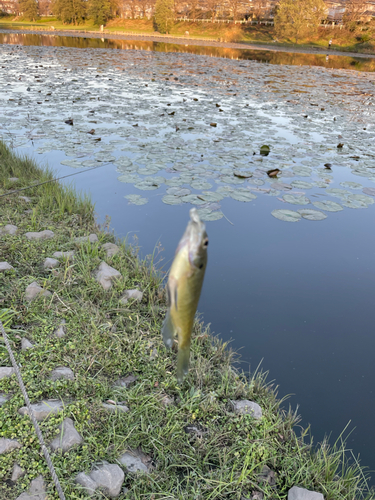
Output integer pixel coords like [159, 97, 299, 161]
[1, 33, 375, 484]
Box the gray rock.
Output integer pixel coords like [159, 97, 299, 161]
[50, 417, 83, 452]
[118, 450, 150, 473]
[16, 475, 47, 500]
[0, 262, 14, 271]
[54, 320, 66, 338]
[50, 366, 74, 381]
[43, 257, 59, 269]
[288, 486, 324, 500]
[25, 282, 52, 302]
[21, 338, 34, 350]
[113, 374, 138, 388]
[19, 196, 31, 202]
[0, 438, 22, 454]
[19, 400, 64, 420]
[95, 261, 121, 290]
[74, 233, 98, 244]
[25, 230, 54, 241]
[161, 394, 174, 407]
[9, 177, 19, 182]
[11, 463, 26, 482]
[119, 289, 143, 304]
[102, 242, 120, 257]
[102, 403, 129, 413]
[257, 465, 276, 486]
[53, 251, 75, 260]
[231, 400, 262, 419]
[0, 224, 18, 236]
[89, 462, 124, 498]
[0, 392, 11, 406]
[75, 472, 97, 497]
[0, 367, 15, 379]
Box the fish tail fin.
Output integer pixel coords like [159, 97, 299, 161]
[176, 345, 190, 383]
[162, 310, 174, 349]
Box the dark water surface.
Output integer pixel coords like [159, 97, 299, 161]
[1, 29, 375, 72]
[1, 32, 375, 485]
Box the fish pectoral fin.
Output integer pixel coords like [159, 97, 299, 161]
[176, 346, 190, 383]
[162, 309, 175, 349]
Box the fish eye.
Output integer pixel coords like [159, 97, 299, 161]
[203, 238, 209, 247]
[199, 264, 204, 269]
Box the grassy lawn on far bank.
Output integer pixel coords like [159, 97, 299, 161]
[1, 16, 374, 54]
[0, 142, 374, 499]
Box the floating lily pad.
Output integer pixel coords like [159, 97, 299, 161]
[341, 199, 368, 209]
[260, 145, 270, 156]
[297, 209, 327, 221]
[165, 177, 185, 187]
[199, 210, 224, 221]
[312, 200, 343, 212]
[166, 187, 191, 197]
[118, 173, 140, 184]
[138, 166, 161, 175]
[283, 194, 310, 205]
[234, 170, 253, 178]
[229, 190, 257, 202]
[271, 209, 301, 222]
[291, 181, 313, 190]
[124, 194, 148, 205]
[198, 191, 224, 202]
[363, 187, 375, 196]
[190, 180, 213, 190]
[293, 166, 312, 177]
[348, 194, 374, 205]
[340, 181, 363, 189]
[181, 194, 206, 205]
[220, 175, 244, 185]
[162, 195, 182, 205]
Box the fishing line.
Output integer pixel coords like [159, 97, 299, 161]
[0, 317, 66, 500]
[0, 161, 112, 199]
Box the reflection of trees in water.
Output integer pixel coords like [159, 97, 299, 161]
[1, 32, 375, 72]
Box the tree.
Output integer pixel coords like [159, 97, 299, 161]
[251, 0, 269, 21]
[154, 0, 174, 32]
[18, 0, 39, 19]
[52, 0, 86, 23]
[274, 0, 327, 43]
[88, 0, 115, 24]
[343, 0, 368, 27]
[226, 0, 242, 20]
[204, 0, 217, 21]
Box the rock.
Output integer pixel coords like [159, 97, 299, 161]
[25, 230, 54, 241]
[11, 463, 26, 482]
[231, 400, 262, 420]
[251, 493, 264, 500]
[0, 367, 14, 379]
[16, 475, 47, 500]
[184, 423, 209, 438]
[119, 289, 143, 304]
[0, 392, 11, 406]
[89, 462, 124, 498]
[19, 196, 31, 202]
[50, 417, 83, 452]
[75, 472, 97, 497]
[21, 338, 34, 350]
[118, 450, 151, 473]
[160, 394, 174, 407]
[43, 257, 59, 269]
[0, 438, 22, 454]
[288, 486, 324, 500]
[0, 224, 18, 236]
[102, 403, 129, 413]
[95, 262, 121, 290]
[113, 374, 137, 388]
[50, 366, 74, 381]
[25, 282, 52, 302]
[74, 233, 98, 244]
[0, 262, 14, 271]
[53, 251, 75, 260]
[19, 400, 64, 420]
[9, 177, 19, 182]
[54, 320, 66, 338]
[257, 465, 276, 486]
[102, 242, 120, 257]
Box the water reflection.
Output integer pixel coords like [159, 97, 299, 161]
[1, 29, 375, 72]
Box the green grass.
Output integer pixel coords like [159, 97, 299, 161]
[0, 139, 374, 499]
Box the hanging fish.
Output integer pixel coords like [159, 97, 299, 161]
[162, 208, 209, 383]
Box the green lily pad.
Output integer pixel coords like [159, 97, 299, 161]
[198, 191, 225, 202]
[165, 178, 185, 187]
[234, 170, 253, 178]
[363, 187, 375, 196]
[138, 166, 161, 175]
[118, 173, 140, 183]
[312, 200, 343, 212]
[229, 190, 257, 202]
[341, 199, 368, 209]
[283, 194, 310, 205]
[291, 181, 313, 190]
[340, 181, 363, 189]
[162, 195, 182, 205]
[220, 175, 244, 185]
[166, 187, 191, 197]
[271, 209, 301, 222]
[297, 209, 327, 221]
[199, 210, 224, 221]
[181, 194, 206, 205]
[348, 194, 374, 205]
[124, 194, 148, 205]
[190, 180, 213, 190]
[260, 145, 270, 156]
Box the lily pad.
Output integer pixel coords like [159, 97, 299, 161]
[341, 199, 368, 209]
[234, 170, 253, 178]
[348, 194, 374, 205]
[271, 209, 301, 222]
[340, 181, 363, 189]
[312, 200, 343, 212]
[199, 210, 224, 221]
[118, 173, 139, 183]
[166, 187, 191, 197]
[181, 194, 206, 205]
[198, 191, 224, 202]
[162, 195, 182, 205]
[229, 190, 257, 202]
[283, 194, 310, 205]
[190, 180, 213, 190]
[363, 187, 375, 196]
[297, 209, 327, 221]
[260, 145, 270, 156]
[291, 181, 313, 190]
[124, 194, 148, 205]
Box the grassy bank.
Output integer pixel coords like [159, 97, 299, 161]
[0, 140, 373, 499]
[1, 17, 374, 54]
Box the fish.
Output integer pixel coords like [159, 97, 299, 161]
[162, 208, 209, 383]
